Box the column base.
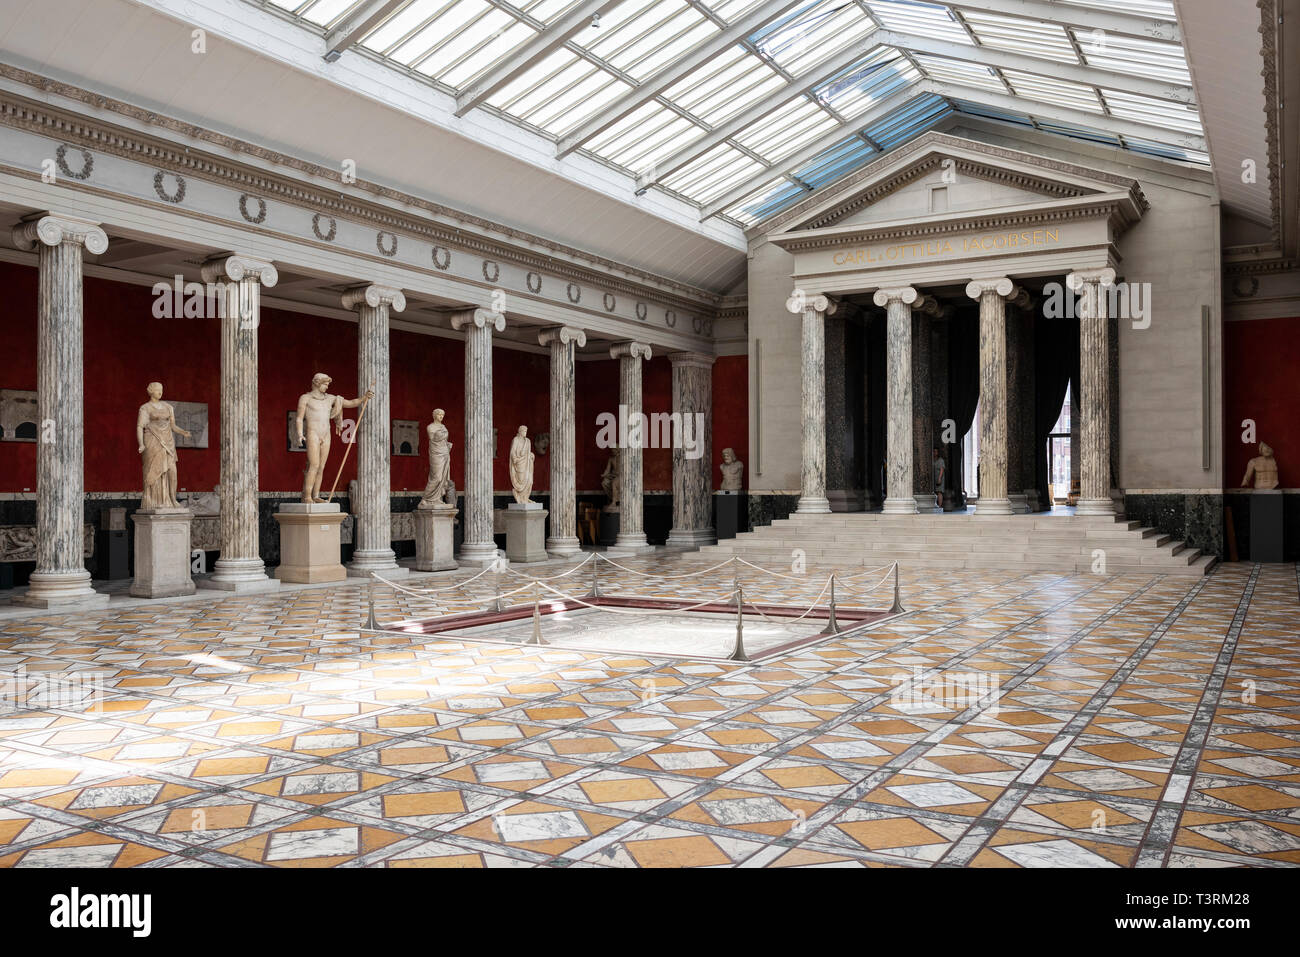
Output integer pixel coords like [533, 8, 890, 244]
[611, 532, 653, 553]
[17, 571, 109, 609]
[795, 496, 831, 514]
[458, 541, 500, 566]
[201, 561, 281, 594]
[975, 498, 1013, 516]
[545, 536, 582, 558]
[882, 496, 919, 515]
[347, 549, 408, 579]
[913, 494, 941, 514]
[1076, 498, 1116, 516]
[665, 527, 717, 548]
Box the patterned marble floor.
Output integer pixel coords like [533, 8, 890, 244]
[0, 554, 1297, 868]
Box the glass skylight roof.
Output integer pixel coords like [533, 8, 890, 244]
[258, 0, 1207, 227]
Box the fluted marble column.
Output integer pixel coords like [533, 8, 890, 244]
[966, 277, 1020, 516]
[1068, 267, 1117, 515]
[666, 351, 716, 547]
[1004, 287, 1034, 513]
[344, 284, 407, 577]
[12, 214, 108, 608]
[873, 287, 919, 514]
[611, 341, 653, 549]
[201, 254, 279, 590]
[452, 308, 506, 563]
[787, 292, 835, 514]
[930, 308, 953, 510]
[912, 295, 939, 513]
[539, 325, 586, 556]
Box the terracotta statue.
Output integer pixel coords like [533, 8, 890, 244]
[601, 450, 622, 509]
[296, 373, 371, 503]
[420, 408, 455, 507]
[509, 425, 535, 504]
[1241, 442, 1279, 490]
[136, 381, 191, 510]
[719, 447, 744, 491]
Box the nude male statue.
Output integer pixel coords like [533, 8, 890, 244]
[1241, 441, 1280, 490]
[296, 373, 372, 503]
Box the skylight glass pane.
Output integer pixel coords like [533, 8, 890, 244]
[863, 92, 950, 148]
[522, 0, 589, 24]
[1076, 32, 1192, 85]
[664, 49, 785, 127]
[386, 1, 495, 66]
[1102, 90, 1203, 135]
[298, 0, 359, 27]
[663, 143, 765, 202]
[816, 50, 919, 119]
[577, 1, 717, 82]
[412, 8, 520, 75]
[951, 98, 1034, 127]
[1001, 70, 1103, 113]
[865, 0, 970, 45]
[361, 0, 450, 55]
[793, 136, 876, 189]
[1057, 0, 1176, 17]
[435, 21, 539, 88]
[709, 0, 770, 21]
[588, 101, 703, 171]
[733, 99, 838, 162]
[911, 54, 1003, 93]
[728, 176, 806, 225]
[962, 12, 1077, 63]
[1033, 119, 1122, 147]
[752, 0, 876, 75]
[489, 50, 631, 135]
[1123, 136, 1209, 165]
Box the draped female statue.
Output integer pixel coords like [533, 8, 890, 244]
[136, 381, 191, 510]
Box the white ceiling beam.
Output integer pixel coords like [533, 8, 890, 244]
[637, 34, 906, 191]
[454, 0, 624, 117]
[930, 80, 1207, 151]
[939, 0, 1180, 42]
[322, 0, 407, 62]
[555, 0, 808, 159]
[874, 29, 1195, 104]
[698, 82, 923, 221]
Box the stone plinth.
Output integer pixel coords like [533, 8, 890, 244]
[274, 503, 346, 584]
[413, 504, 458, 572]
[599, 509, 620, 547]
[130, 509, 196, 598]
[715, 492, 747, 539]
[1249, 490, 1284, 563]
[505, 503, 549, 563]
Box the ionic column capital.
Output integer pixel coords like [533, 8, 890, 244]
[12, 213, 108, 255]
[538, 325, 587, 348]
[200, 254, 279, 287]
[666, 350, 715, 370]
[450, 307, 505, 333]
[872, 286, 919, 308]
[965, 277, 1016, 301]
[785, 291, 836, 315]
[610, 341, 652, 361]
[342, 283, 406, 313]
[1066, 267, 1117, 290]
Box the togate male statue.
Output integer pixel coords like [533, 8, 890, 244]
[509, 425, 535, 504]
[1241, 442, 1280, 490]
[136, 381, 192, 510]
[719, 447, 744, 491]
[296, 373, 372, 504]
[420, 408, 455, 507]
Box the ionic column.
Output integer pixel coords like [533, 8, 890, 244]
[873, 286, 919, 514]
[966, 277, 1021, 516]
[610, 341, 653, 549]
[539, 325, 586, 556]
[344, 284, 406, 577]
[912, 295, 939, 513]
[201, 254, 279, 590]
[786, 291, 835, 514]
[452, 308, 506, 563]
[1004, 287, 1034, 513]
[666, 351, 716, 547]
[1068, 268, 1117, 515]
[930, 307, 953, 510]
[12, 214, 108, 608]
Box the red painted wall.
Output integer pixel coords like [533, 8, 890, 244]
[1224, 316, 1300, 485]
[713, 354, 749, 490]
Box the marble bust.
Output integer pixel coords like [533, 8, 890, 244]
[509, 425, 535, 504]
[719, 447, 744, 491]
[1241, 442, 1279, 490]
[420, 408, 455, 507]
[296, 373, 371, 503]
[136, 381, 191, 510]
[601, 450, 622, 509]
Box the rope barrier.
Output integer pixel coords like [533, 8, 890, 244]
[533, 579, 739, 616]
[591, 551, 740, 580]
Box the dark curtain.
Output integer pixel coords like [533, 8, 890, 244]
[946, 305, 980, 508]
[1033, 315, 1079, 508]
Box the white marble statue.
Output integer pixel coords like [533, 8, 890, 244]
[136, 381, 191, 510]
[719, 447, 744, 491]
[296, 373, 372, 504]
[420, 408, 455, 507]
[509, 425, 535, 504]
[1241, 442, 1280, 490]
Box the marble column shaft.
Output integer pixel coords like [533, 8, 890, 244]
[611, 341, 652, 547]
[911, 297, 937, 512]
[1069, 268, 1117, 515]
[345, 284, 406, 574]
[967, 278, 1017, 516]
[666, 351, 715, 546]
[539, 325, 586, 556]
[12, 214, 108, 606]
[930, 312, 952, 506]
[874, 287, 919, 514]
[202, 254, 278, 587]
[788, 292, 834, 514]
[452, 308, 505, 561]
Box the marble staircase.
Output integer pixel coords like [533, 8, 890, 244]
[694, 513, 1217, 577]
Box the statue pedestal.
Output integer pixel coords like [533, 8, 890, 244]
[599, 508, 620, 547]
[505, 503, 548, 563]
[413, 504, 458, 572]
[1250, 490, 1284, 563]
[274, 503, 346, 584]
[715, 492, 747, 539]
[130, 508, 196, 598]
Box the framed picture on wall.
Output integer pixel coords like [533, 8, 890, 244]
[172, 401, 209, 449]
[287, 411, 306, 452]
[391, 419, 419, 456]
[0, 388, 37, 442]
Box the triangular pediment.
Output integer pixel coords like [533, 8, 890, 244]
[764, 131, 1147, 236]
